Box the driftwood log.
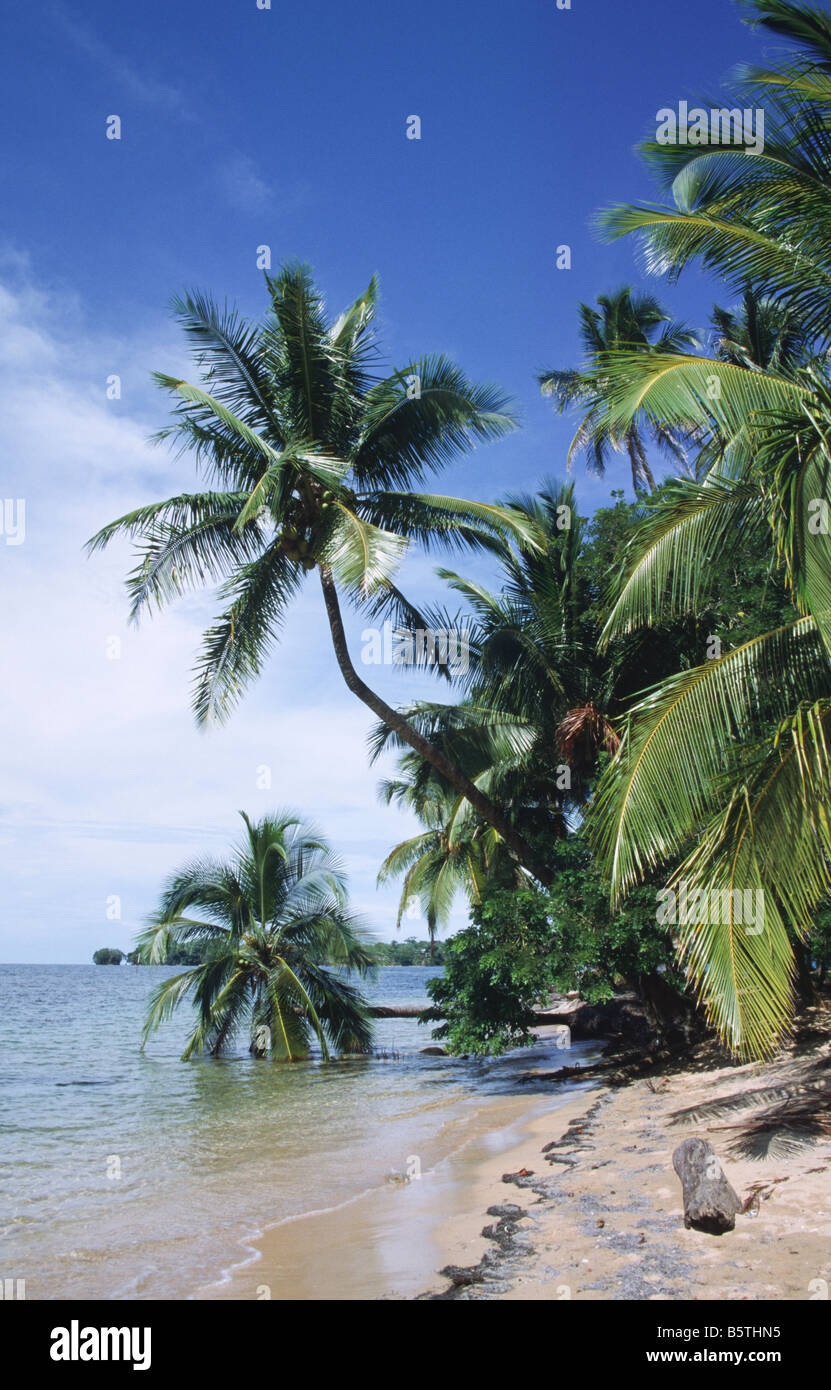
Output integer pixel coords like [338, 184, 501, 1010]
[672, 1137, 742, 1234]
[369, 1005, 427, 1018]
[367, 996, 651, 1045]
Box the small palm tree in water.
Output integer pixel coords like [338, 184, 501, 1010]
[138, 811, 375, 1061]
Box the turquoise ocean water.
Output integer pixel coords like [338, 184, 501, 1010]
[0, 964, 592, 1299]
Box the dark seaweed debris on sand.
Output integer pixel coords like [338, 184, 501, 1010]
[418, 1094, 704, 1301]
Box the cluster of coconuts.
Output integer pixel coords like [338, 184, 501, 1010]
[280, 526, 315, 569]
[279, 490, 337, 570]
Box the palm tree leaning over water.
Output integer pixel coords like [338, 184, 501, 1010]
[139, 811, 374, 1061]
[88, 264, 551, 885]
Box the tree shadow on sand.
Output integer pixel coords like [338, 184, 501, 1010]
[669, 1042, 831, 1161]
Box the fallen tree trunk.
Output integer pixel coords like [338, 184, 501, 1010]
[369, 1005, 426, 1018]
[672, 1137, 742, 1234]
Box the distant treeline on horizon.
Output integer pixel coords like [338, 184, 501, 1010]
[93, 937, 445, 968]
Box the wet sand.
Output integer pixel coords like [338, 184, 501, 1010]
[197, 1071, 598, 1300]
[196, 1023, 831, 1302]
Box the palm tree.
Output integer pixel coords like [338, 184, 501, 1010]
[87, 265, 552, 884]
[710, 287, 813, 374]
[138, 811, 375, 1061]
[539, 288, 699, 493]
[377, 767, 526, 958]
[370, 481, 621, 837]
[583, 0, 831, 1057]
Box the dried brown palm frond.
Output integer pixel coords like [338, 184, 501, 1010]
[556, 702, 620, 774]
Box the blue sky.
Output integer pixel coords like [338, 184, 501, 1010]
[0, 0, 783, 960]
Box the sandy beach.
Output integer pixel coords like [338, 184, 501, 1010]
[422, 1014, 831, 1301]
[201, 1010, 831, 1302]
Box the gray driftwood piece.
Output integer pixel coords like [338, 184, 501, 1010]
[672, 1137, 742, 1234]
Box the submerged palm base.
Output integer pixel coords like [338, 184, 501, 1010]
[137, 811, 375, 1061]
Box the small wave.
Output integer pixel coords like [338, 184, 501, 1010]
[55, 1079, 118, 1087]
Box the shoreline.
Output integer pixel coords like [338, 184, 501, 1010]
[196, 1065, 600, 1301]
[423, 1024, 831, 1301]
[194, 1012, 831, 1302]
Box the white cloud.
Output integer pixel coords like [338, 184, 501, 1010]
[52, 3, 191, 117]
[216, 153, 274, 213]
[0, 268, 469, 962]
[50, 10, 284, 225]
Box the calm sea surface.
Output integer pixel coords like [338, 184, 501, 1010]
[0, 964, 593, 1299]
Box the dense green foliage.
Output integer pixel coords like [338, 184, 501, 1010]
[368, 937, 445, 966]
[386, 475, 798, 1053]
[533, 838, 674, 1004]
[424, 891, 557, 1056]
[809, 905, 831, 988]
[93, 948, 124, 965]
[424, 835, 677, 1055]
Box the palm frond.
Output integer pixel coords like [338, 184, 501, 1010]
[353, 354, 518, 490]
[671, 701, 831, 1056]
[192, 542, 303, 725]
[600, 475, 767, 642]
[590, 618, 831, 900]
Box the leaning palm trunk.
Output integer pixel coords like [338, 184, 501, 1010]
[319, 567, 553, 884]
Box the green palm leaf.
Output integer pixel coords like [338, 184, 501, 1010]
[590, 617, 831, 900]
[139, 811, 373, 1061]
[600, 475, 767, 642]
[193, 543, 303, 726]
[671, 699, 831, 1056]
[576, 352, 807, 457]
